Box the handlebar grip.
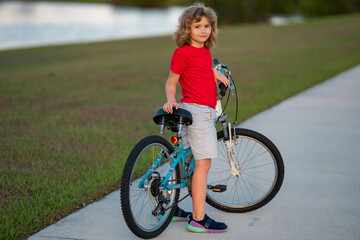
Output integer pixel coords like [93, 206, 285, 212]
[218, 82, 227, 96]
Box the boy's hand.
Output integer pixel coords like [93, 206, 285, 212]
[214, 69, 230, 87]
[163, 101, 179, 114]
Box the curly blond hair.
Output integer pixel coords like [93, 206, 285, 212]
[174, 3, 218, 49]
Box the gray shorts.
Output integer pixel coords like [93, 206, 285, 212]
[179, 102, 218, 160]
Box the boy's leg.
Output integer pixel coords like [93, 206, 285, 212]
[192, 158, 211, 221]
[187, 158, 228, 232]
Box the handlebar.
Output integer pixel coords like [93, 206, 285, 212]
[213, 58, 235, 96]
[213, 58, 220, 66]
[213, 58, 227, 96]
[213, 58, 239, 123]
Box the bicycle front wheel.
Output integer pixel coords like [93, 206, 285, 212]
[206, 128, 284, 213]
[120, 135, 180, 239]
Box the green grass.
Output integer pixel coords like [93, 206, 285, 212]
[1, 14, 360, 240]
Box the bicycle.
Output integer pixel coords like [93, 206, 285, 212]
[120, 59, 285, 239]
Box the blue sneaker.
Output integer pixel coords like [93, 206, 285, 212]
[158, 206, 192, 222]
[186, 214, 227, 233]
[172, 206, 192, 221]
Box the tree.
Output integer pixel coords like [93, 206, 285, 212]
[300, 0, 352, 16]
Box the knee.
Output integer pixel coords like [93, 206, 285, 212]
[194, 159, 211, 173]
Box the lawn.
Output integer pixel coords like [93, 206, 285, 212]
[1, 14, 360, 239]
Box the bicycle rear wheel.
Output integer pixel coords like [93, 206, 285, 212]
[121, 135, 180, 239]
[206, 128, 284, 213]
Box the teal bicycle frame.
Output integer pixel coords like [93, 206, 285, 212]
[138, 140, 194, 191]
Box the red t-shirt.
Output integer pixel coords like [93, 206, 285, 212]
[170, 45, 217, 109]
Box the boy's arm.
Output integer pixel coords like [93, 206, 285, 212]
[213, 69, 230, 87]
[163, 70, 180, 113]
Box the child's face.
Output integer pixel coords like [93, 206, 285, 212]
[189, 16, 211, 48]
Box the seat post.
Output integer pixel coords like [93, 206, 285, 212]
[177, 116, 184, 136]
[159, 116, 165, 134]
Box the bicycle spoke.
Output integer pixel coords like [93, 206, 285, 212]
[237, 178, 247, 204]
[242, 148, 269, 170]
[244, 162, 274, 171]
[241, 141, 257, 169]
[129, 190, 144, 200]
[242, 175, 269, 197]
[218, 144, 229, 163]
[238, 138, 249, 165]
[207, 175, 232, 185]
[208, 165, 229, 173]
[241, 174, 255, 202]
[130, 189, 145, 210]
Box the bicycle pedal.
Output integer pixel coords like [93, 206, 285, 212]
[207, 184, 227, 192]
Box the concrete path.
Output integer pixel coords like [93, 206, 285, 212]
[29, 65, 360, 240]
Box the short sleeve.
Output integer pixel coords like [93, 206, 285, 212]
[170, 48, 187, 74]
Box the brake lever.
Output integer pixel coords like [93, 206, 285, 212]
[227, 70, 235, 96]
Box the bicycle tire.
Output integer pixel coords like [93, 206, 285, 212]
[121, 135, 180, 239]
[206, 128, 284, 213]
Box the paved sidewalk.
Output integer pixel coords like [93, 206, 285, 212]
[29, 65, 360, 240]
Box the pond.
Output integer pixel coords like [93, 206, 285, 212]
[0, 1, 184, 51]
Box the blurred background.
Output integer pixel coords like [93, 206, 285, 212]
[1, 0, 359, 50]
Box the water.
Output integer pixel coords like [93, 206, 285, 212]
[269, 14, 304, 26]
[0, 1, 184, 51]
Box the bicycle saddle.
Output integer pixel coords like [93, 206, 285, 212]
[153, 107, 193, 134]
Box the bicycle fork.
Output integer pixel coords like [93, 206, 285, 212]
[219, 114, 241, 178]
